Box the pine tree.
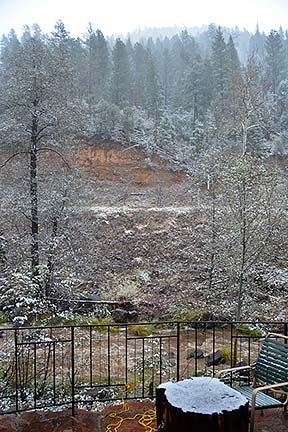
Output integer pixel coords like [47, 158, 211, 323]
[157, 111, 176, 152]
[211, 27, 229, 122]
[70, 37, 88, 102]
[145, 49, 163, 120]
[0, 25, 80, 287]
[161, 44, 172, 107]
[182, 57, 205, 123]
[226, 35, 242, 135]
[86, 26, 110, 105]
[276, 79, 288, 132]
[111, 38, 131, 108]
[265, 30, 285, 94]
[231, 54, 266, 154]
[284, 31, 288, 77]
[170, 31, 200, 109]
[249, 24, 266, 65]
[226, 35, 241, 79]
[133, 42, 147, 108]
[49, 21, 74, 102]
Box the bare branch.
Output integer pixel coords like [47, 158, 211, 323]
[0, 151, 30, 169]
[37, 147, 71, 170]
[121, 144, 140, 152]
[36, 124, 54, 138]
[36, 133, 50, 142]
[17, 209, 32, 223]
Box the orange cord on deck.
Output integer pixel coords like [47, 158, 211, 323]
[105, 403, 156, 432]
[105, 386, 157, 432]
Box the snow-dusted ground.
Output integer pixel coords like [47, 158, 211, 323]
[159, 378, 247, 414]
[88, 205, 194, 216]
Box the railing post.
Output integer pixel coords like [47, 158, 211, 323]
[195, 324, 198, 377]
[159, 336, 163, 384]
[284, 322, 288, 339]
[212, 324, 216, 377]
[176, 322, 180, 381]
[230, 323, 233, 369]
[71, 326, 75, 416]
[14, 329, 18, 413]
[125, 325, 128, 396]
[107, 326, 111, 386]
[89, 326, 93, 387]
[33, 342, 37, 409]
[142, 338, 145, 398]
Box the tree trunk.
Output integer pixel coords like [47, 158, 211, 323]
[156, 379, 249, 432]
[208, 187, 216, 292]
[30, 111, 39, 279]
[45, 216, 58, 297]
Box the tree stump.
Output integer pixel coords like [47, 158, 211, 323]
[156, 378, 249, 432]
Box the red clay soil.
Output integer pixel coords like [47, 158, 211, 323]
[72, 141, 186, 186]
[0, 403, 287, 432]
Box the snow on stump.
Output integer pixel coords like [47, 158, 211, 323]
[156, 377, 249, 432]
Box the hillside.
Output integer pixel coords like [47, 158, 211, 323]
[1, 138, 287, 325]
[71, 140, 186, 185]
[54, 141, 287, 323]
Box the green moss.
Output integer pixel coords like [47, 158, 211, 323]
[31, 312, 114, 327]
[165, 306, 215, 322]
[222, 346, 232, 363]
[129, 324, 155, 336]
[236, 324, 264, 338]
[0, 312, 8, 324]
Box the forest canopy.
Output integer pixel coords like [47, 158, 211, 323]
[0, 21, 288, 162]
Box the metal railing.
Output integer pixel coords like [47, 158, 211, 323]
[0, 320, 287, 414]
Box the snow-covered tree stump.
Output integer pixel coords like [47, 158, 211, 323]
[156, 378, 249, 432]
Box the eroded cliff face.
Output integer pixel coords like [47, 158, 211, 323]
[72, 140, 186, 185]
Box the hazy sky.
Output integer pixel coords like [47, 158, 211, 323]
[1, 0, 287, 38]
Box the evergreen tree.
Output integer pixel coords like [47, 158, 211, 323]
[0, 25, 80, 285]
[70, 37, 88, 102]
[133, 42, 147, 108]
[211, 27, 229, 122]
[249, 24, 266, 65]
[182, 57, 205, 123]
[226, 35, 242, 134]
[226, 35, 241, 79]
[111, 38, 131, 108]
[284, 31, 288, 76]
[276, 79, 288, 132]
[92, 99, 121, 139]
[145, 49, 163, 119]
[161, 44, 172, 107]
[265, 30, 286, 94]
[157, 111, 176, 152]
[86, 27, 110, 104]
[170, 31, 200, 109]
[49, 21, 74, 103]
[231, 55, 267, 154]
[0, 29, 21, 81]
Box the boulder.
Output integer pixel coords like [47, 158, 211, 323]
[111, 308, 138, 323]
[186, 349, 204, 360]
[205, 350, 225, 366]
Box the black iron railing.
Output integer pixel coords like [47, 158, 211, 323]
[0, 320, 287, 414]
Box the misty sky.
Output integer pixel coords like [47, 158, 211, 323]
[1, 0, 287, 37]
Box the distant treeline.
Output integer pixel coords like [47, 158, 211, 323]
[1, 21, 288, 162]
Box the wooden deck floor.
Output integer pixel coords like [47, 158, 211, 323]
[1, 404, 287, 431]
